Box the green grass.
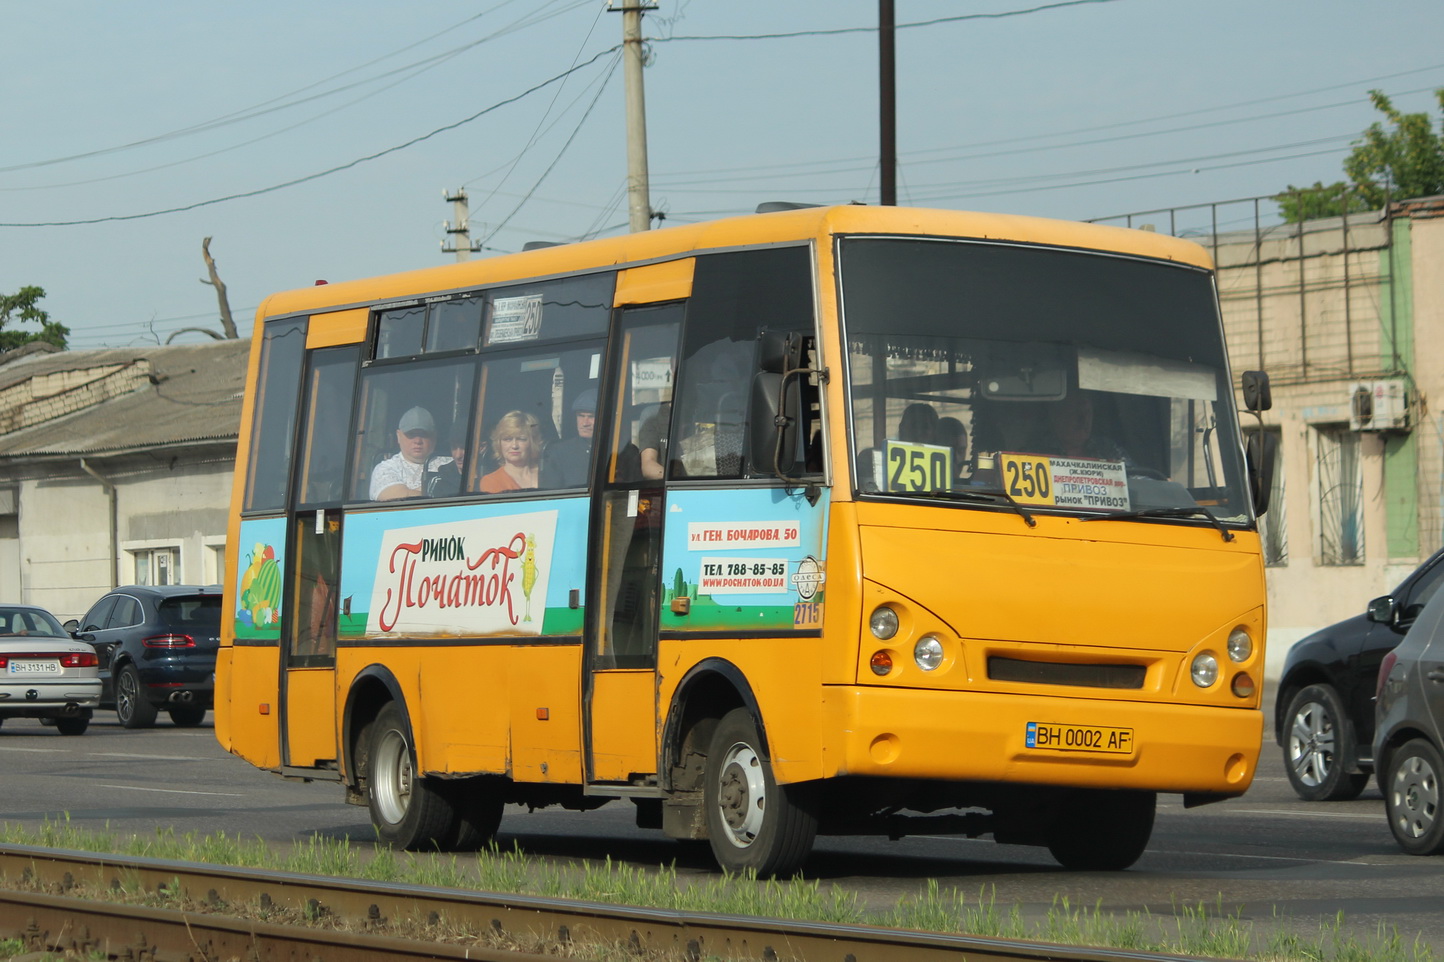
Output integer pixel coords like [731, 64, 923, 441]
[0, 817, 1436, 962]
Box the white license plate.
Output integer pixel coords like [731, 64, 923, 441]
[1026, 721, 1135, 755]
[8, 659, 60, 675]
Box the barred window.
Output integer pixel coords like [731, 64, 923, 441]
[1315, 425, 1363, 566]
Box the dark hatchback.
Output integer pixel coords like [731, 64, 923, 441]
[66, 585, 222, 728]
[1274, 549, 1444, 800]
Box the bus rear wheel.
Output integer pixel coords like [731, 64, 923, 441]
[367, 702, 455, 850]
[1045, 788, 1155, 870]
[703, 708, 817, 877]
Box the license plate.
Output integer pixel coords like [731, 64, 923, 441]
[8, 659, 60, 675]
[1026, 721, 1135, 755]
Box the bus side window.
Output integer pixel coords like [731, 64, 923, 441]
[672, 247, 817, 481]
[245, 318, 308, 512]
[295, 347, 359, 508]
[348, 358, 476, 502]
[475, 343, 605, 493]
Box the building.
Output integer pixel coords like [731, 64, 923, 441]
[0, 338, 246, 621]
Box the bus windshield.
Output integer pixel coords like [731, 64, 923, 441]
[840, 236, 1250, 525]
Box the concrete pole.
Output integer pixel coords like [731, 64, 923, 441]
[442, 188, 477, 261]
[879, 0, 896, 206]
[620, 3, 652, 232]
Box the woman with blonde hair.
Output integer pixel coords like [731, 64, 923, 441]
[480, 410, 542, 492]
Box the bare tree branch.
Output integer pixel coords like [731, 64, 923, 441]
[200, 236, 239, 339]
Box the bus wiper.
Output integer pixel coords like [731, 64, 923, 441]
[1082, 505, 1234, 542]
[927, 488, 1037, 528]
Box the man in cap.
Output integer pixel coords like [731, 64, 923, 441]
[540, 387, 597, 489]
[370, 406, 454, 500]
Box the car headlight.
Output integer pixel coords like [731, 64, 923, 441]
[1191, 652, 1219, 688]
[869, 606, 899, 640]
[914, 635, 944, 671]
[1226, 628, 1252, 663]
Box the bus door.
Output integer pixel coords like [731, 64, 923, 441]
[585, 305, 683, 784]
[281, 345, 358, 768]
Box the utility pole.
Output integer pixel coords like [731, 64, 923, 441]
[611, 1, 656, 232]
[441, 188, 482, 261]
[879, 0, 896, 206]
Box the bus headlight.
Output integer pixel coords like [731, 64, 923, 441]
[1190, 652, 1219, 688]
[1226, 628, 1252, 663]
[869, 606, 899, 640]
[914, 635, 944, 671]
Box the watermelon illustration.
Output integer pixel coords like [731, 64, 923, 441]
[239, 543, 282, 627]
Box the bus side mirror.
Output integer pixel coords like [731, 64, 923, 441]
[1241, 371, 1272, 413]
[1245, 431, 1277, 517]
[756, 330, 793, 376]
[752, 330, 824, 503]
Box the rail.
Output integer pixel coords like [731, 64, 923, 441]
[0, 844, 1229, 961]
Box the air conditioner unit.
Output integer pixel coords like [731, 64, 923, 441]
[1349, 379, 1410, 431]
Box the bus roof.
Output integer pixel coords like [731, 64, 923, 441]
[256, 204, 1215, 321]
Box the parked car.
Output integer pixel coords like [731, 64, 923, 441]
[1374, 585, 1444, 853]
[65, 585, 222, 729]
[0, 604, 101, 734]
[1274, 548, 1444, 801]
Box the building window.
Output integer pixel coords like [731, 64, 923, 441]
[133, 546, 180, 585]
[204, 539, 226, 586]
[1315, 426, 1363, 565]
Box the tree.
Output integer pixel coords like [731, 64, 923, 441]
[200, 236, 239, 339]
[0, 286, 69, 351]
[1276, 88, 1444, 222]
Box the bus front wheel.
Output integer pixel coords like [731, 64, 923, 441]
[367, 702, 455, 850]
[703, 708, 817, 877]
[1045, 788, 1155, 870]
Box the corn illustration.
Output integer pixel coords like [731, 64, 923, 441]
[521, 534, 537, 622]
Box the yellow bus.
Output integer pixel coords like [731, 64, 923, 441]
[216, 204, 1271, 875]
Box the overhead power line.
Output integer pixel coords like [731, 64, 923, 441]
[0, 0, 592, 176]
[652, 0, 1124, 42]
[0, 48, 621, 229]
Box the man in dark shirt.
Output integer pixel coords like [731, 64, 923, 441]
[540, 388, 597, 488]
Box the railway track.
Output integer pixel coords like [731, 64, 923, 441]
[0, 843, 1219, 962]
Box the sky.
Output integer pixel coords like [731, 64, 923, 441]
[3, 0, 1443, 350]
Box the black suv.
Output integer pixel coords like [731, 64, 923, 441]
[1274, 549, 1444, 800]
[67, 585, 222, 728]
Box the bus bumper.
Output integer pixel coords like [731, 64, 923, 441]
[822, 685, 1262, 795]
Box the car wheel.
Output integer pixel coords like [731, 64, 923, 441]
[1283, 684, 1369, 801]
[168, 705, 208, 727]
[703, 708, 817, 877]
[1045, 789, 1156, 870]
[115, 664, 159, 729]
[1385, 738, 1444, 855]
[366, 702, 455, 850]
[54, 712, 90, 736]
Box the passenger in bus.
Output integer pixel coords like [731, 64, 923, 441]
[539, 388, 596, 488]
[897, 402, 940, 443]
[424, 423, 469, 498]
[480, 410, 543, 492]
[639, 402, 671, 480]
[938, 415, 970, 483]
[1042, 392, 1126, 461]
[369, 406, 455, 501]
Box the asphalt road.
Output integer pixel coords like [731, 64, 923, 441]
[0, 712, 1437, 954]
